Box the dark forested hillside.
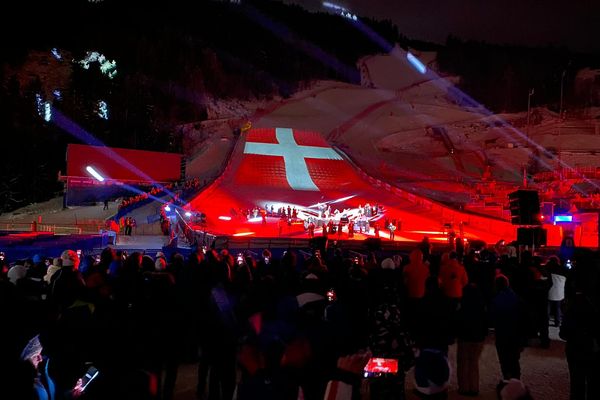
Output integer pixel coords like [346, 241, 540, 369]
[1, 0, 597, 212]
[0, 0, 405, 212]
[438, 35, 599, 113]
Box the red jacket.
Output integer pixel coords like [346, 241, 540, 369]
[403, 249, 430, 299]
[439, 259, 468, 298]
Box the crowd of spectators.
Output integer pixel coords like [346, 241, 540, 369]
[0, 238, 598, 400]
[117, 178, 204, 214]
[118, 186, 174, 211]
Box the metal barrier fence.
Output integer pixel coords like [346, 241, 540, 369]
[0, 221, 84, 235]
[0, 222, 36, 231]
[0, 219, 171, 236]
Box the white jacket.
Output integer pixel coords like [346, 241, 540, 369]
[548, 273, 566, 301]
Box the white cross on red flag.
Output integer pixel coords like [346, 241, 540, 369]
[237, 127, 354, 191]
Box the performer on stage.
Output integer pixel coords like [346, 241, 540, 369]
[389, 222, 396, 241]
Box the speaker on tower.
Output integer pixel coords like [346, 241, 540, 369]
[508, 190, 541, 225]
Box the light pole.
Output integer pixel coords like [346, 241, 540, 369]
[527, 88, 535, 143]
[558, 70, 566, 176]
[560, 69, 566, 118]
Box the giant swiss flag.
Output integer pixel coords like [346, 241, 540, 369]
[236, 128, 358, 191]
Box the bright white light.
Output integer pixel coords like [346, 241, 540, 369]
[78, 51, 117, 79]
[100, 59, 117, 78]
[323, 1, 347, 11]
[308, 194, 356, 208]
[86, 165, 105, 182]
[43, 102, 52, 122]
[97, 100, 108, 120]
[331, 194, 357, 204]
[431, 237, 453, 242]
[53, 90, 62, 100]
[185, 212, 192, 218]
[407, 52, 427, 74]
[164, 205, 171, 212]
[326, 3, 357, 20]
[233, 232, 255, 237]
[554, 215, 573, 223]
[218, 216, 232, 221]
[51, 48, 62, 60]
[248, 217, 262, 223]
[35, 94, 43, 116]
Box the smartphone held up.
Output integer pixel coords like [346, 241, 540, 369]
[363, 357, 399, 378]
[80, 365, 99, 392]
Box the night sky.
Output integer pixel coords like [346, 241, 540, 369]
[284, 0, 600, 53]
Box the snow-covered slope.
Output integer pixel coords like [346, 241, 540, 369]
[253, 47, 600, 210]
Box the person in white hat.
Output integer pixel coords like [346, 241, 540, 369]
[7, 264, 27, 285]
[20, 335, 85, 399]
[43, 258, 62, 283]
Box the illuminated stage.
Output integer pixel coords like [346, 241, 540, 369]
[186, 128, 516, 245]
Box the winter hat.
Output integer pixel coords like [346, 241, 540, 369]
[20, 335, 42, 361]
[381, 258, 395, 270]
[7, 264, 27, 285]
[61, 250, 80, 269]
[155, 257, 167, 271]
